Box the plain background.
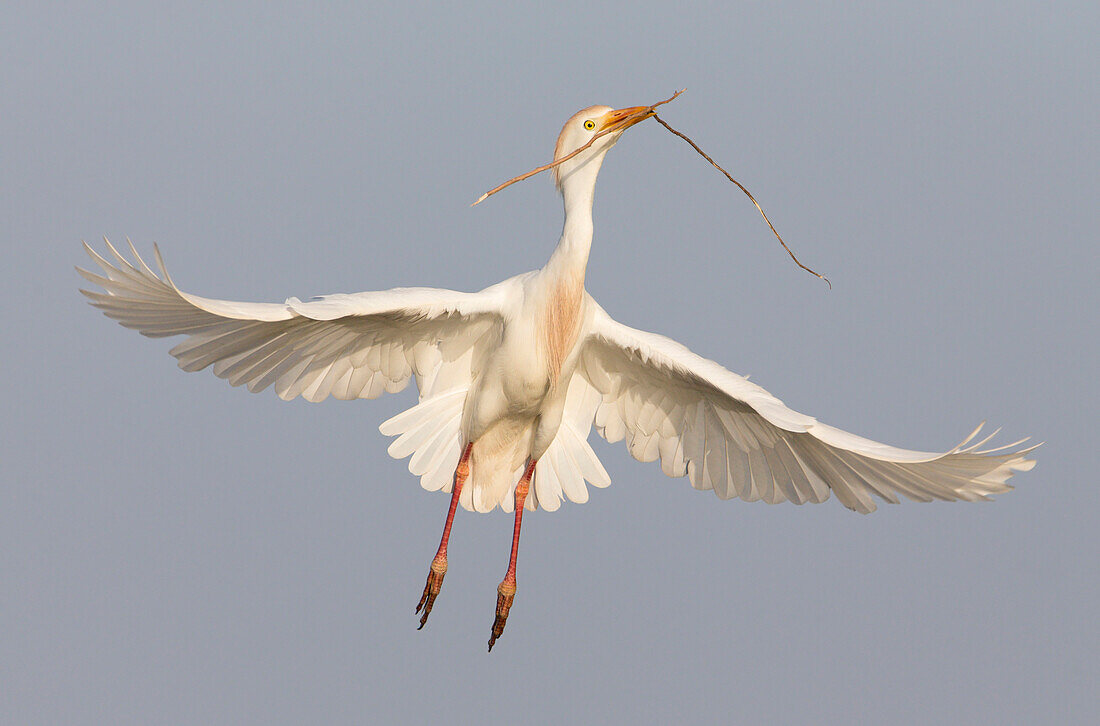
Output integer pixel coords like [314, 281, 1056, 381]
[3, 2, 1096, 723]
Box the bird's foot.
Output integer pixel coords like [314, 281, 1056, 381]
[415, 555, 447, 629]
[488, 580, 516, 652]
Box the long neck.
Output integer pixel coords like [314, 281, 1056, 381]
[538, 160, 599, 386]
[544, 155, 602, 280]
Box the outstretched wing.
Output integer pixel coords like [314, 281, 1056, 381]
[574, 302, 1036, 513]
[79, 239, 508, 403]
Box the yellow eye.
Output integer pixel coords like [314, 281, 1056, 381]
[583, 120, 596, 130]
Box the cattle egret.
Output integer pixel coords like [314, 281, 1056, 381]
[79, 100, 1036, 651]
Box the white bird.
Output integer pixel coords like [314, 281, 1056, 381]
[79, 101, 1036, 651]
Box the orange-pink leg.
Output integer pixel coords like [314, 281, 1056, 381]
[488, 459, 537, 652]
[416, 442, 473, 629]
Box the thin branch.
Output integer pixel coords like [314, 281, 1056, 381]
[469, 91, 828, 289]
[653, 114, 830, 289]
[471, 90, 685, 206]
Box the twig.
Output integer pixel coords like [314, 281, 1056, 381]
[653, 114, 830, 289]
[471, 90, 685, 206]
[469, 92, 828, 289]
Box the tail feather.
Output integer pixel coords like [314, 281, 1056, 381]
[379, 389, 467, 495]
[380, 365, 614, 513]
[467, 417, 532, 513]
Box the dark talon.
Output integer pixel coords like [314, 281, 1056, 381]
[415, 557, 447, 629]
[488, 581, 516, 651]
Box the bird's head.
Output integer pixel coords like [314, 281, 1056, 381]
[470, 92, 680, 208]
[552, 104, 653, 192]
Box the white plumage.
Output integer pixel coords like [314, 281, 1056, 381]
[78, 236, 1033, 517]
[79, 102, 1035, 519]
[81, 100, 1038, 647]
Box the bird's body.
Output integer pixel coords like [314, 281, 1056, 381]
[80, 100, 1035, 649]
[462, 159, 599, 511]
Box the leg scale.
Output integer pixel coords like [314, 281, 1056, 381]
[414, 443, 472, 630]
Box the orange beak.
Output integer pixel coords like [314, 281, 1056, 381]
[599, 105, 655, 133]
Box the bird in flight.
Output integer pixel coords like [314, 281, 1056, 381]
[79, 98, 1036, 651]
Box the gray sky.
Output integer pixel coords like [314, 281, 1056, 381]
[3, 2, 1097, 723]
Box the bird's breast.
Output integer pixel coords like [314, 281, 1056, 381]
[540, 270, 585, 385]
[476, 270, 585, 419]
